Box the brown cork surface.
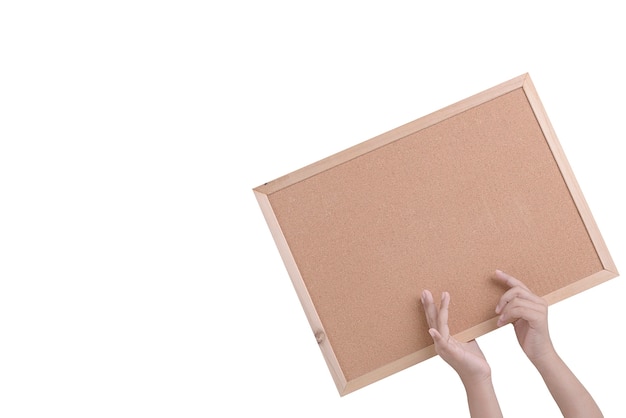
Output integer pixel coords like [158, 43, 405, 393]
[269, 88, 602, 380]
[256, 79, 615, 393]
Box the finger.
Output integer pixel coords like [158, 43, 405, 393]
[428, 328, 451, 354]
[421, 290, 439, 330]
[495, 286, 546, 314]
[497, 297, 546, 327]
[494, 269, 531, 291]
[429, 328, 464, 361]
[437, 292, 450, 340]
[428, 327, 443, 344]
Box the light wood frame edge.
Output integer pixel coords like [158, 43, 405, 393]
[253, 190, 348, 394]
[521, 77, 618, 277]
[254, 74, 529, 195]
[253, 73, 618, 396]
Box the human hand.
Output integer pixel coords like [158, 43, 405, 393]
[494, 270, 555, 364]
[495, 270, 603, 417]
[422, 290, 491, 384]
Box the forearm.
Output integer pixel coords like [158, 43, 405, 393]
[533, 350, 603, 418]
[461, 377, 503, 418]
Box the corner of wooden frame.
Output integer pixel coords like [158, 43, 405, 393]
[253, 178, 350, 397]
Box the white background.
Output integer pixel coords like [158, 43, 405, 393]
[1, 2, 624, 417]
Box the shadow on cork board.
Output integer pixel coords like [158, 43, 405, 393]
[253, 73, 618, 396]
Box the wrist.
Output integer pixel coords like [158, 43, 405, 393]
[530, 346, 559, 371]
[460, 375, 503, 418]
[456, 362, 492, 388]
[460, 372, 493, 389]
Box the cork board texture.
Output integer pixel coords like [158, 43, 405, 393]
[253, 74, 618, 396]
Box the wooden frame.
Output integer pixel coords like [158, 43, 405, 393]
[253, 74, 618, 396]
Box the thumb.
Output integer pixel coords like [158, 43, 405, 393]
[429, 328, 444, 344]
[429, 328, 456, 360]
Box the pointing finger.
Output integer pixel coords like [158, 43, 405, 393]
[494, 269, 531, 291]
[495, 286, 545, 314]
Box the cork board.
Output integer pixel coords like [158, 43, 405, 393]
[253, 74, 618, 396]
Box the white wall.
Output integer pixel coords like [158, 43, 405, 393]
[1, 2, 623, 417]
